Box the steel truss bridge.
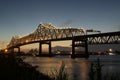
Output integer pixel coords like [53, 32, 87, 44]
[7, 23, 120, 58]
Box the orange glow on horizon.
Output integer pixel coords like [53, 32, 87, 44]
[52, 41, 71, 47]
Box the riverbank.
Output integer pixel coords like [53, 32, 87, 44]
[0, 52, 70, 80]
[0, 53, 51, 80]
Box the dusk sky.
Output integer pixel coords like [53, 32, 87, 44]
[0, 0, 120, 49]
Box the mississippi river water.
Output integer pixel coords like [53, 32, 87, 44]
[24, 55, 120, 80]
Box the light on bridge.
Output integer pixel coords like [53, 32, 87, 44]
[109, 48, 113, 52]
[4, 49, 8, 53]
[25, 40, 29, 43]
[108, 48, 115, 55]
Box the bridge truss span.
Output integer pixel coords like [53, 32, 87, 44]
[87, 31, 120, 44]
[73, 31, 120, 47]
[32, 23, 85, 40]
[6, 23, 120, 58]
[7, 23, 85, 48]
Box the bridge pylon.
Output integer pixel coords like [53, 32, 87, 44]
[8, 47, 20, 54]
[71, 36, 89, 58]
[39, 41, 52, 55]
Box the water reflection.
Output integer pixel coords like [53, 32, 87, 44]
[80, 59, 88, 80]
[24, 55, 120, 80]
[24, 57, 89, 80]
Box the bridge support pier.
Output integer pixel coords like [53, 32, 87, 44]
[85, 38, 88, 58]
[71, 39, 75, 57]
[39, 42, 42, 55]
[18, 47, 20, 53]
[9, 48, 14, 53]
[9, 47, 20, 54]
[39, 41, 52, 55]
[49, 42, 51, 54]
[71, 36, 89, 58]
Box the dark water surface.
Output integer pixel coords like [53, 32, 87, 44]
[24, 55, 120, 80]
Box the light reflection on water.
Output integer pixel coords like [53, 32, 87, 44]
[24, 55, 120, 80]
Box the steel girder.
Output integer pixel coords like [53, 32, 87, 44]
[7, 23, 85, 48]
[87, 35, 120, 44]
[73, 31, 120, 46]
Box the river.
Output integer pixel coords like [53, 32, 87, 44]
[23, 55, 120, 80]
